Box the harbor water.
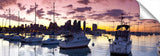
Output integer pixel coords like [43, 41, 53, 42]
[0, 34, 159, 56]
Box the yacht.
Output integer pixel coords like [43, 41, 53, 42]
[110, 25, 132, 55]
[42, 39, 61, 45]
[21, 37, 43, 43]
[59, 32, 90, 49]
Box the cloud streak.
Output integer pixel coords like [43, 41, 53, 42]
[77, 0, 90, 5]
[0, 14, 33, 22]
[74, 7, 92, 12]
[47, 10, 61, 16]
[17, 3, 26, 11]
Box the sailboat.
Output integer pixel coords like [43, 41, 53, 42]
[0, 12, 5, 38]
[59, 32, 90, 49]
[21, 3, 43, 43]
[109, 14, 132, 56]
[4, 8, 15, 40]
[9, 11, 25, 41]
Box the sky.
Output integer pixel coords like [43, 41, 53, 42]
[0, 0, 159, 32]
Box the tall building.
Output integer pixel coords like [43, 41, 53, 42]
[92, 24, 97, 31]
[73, 20, 77, 31]
[78, 21, 81, 31]
[83, 21, 86, 31]
[65, 20, 71, 31]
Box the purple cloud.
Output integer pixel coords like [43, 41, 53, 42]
[17, 3, 26, 11]
[67, 11, 76, 14]
[66, 4, 73, 8]
[36, 8, 45, 19]
[124, 16, 133, 19]
[45, 18, 52, 21]
[0, 0, 17, 9]
[74, 7, 92, 12]
[104, 9, 125, 17]
[61, 17, 67, 19]
[147, 20, 159, 24]
[26, 4, 38, 14]
[73, 16, 86, 20]
[77, 0, 90, 5]
[47, 10, 61, 16]
[89, 9, 135, 21]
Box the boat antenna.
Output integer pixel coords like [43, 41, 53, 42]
[53, 2, 55, 23]
[120, 13, 125, 31]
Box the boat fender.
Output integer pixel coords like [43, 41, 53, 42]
[108, 39, 112, 42]
[92, 43, 95, 46]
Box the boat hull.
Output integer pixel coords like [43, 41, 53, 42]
[110, 52, 132, 56]
[42, 41, 60, 45]
[110, 42, 132, 55]
[21, 37, 43, 43]
[59, 39, 90, 49]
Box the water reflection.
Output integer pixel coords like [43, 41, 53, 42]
[0, 34, 159, 56]
[60, 47, 91, 56]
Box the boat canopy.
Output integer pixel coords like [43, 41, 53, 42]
[116, 25, 130, 30]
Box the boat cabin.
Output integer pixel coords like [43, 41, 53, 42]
[115, 25, 130, 41]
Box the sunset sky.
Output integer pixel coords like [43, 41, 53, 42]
[0, 0, 159, 32]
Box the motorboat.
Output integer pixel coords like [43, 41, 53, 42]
[110, 24, 132, 55]
[0, 34, 5, 38]
[9, 35, 25, 41]
[59, 32, 90, 49]
[21, 37, 43, 43]
[42, 39, 61, 45]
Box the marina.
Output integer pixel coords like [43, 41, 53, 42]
[0, 0, 159, 56]
[0, 33, 159, 56]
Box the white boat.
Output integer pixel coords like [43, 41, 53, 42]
[110, 25, 132, 55]
[42, 39, 61, 45]
[59, 32, 90, 49]
[21, 37, 43, 43]
[9, 35, 24, 41]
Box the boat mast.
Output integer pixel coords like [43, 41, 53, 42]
[35, 3, 37, 24]
[9, 8, 11, 27]
[120, 13, 124, 31]
[8, 8, 11, 34]
[18, 11, 20, 26]
[53, 2, 55, 23]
